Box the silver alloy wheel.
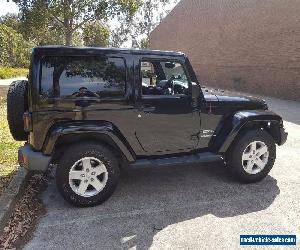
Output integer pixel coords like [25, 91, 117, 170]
[242, 141, 269, 175]
[69, 157, 108, 198]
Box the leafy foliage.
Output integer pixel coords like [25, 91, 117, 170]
[0, 24, 33, 68]
[13, 0, 141, 45]
[3, 0, 178, 49]
[0, 7, 65, 46]
[110, 18, 133, 47]
[0, 67, 28, 79]
[111, 0, 179, 48]
[0, 0, 178, 68]
[19, 0, 65, 45]
[82, 22, 109, 47]
[0, 13, 22, 33]
[140, 37, 150, 49]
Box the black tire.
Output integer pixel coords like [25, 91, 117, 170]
[7, 80, 28, 141]
[226, 129, 276, 183]
[56, 142, 120, 207]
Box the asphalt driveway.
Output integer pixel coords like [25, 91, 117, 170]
[24, 92, 300, 250]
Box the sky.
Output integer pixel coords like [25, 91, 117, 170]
[0, 0, 19, 16]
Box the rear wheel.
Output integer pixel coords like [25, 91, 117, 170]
[56, 142, 120, 207]
[226, 129, 276, 183]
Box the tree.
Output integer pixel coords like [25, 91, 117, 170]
[0, 13, 22, 33]
[20, 2, 65, 45]
[110, 18, 133, 47]
[0, 5, 64, 46]
[132, 0, 179, 48]
[0, 24, 33, 68]
[82, 22, 109, 47]
[139, 37, 149, 49]
[110, 0, 179, 48]
[12, 0, 141, 45]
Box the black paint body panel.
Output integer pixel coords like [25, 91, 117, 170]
[26, 46, 286, 163]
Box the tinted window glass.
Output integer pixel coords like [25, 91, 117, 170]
[40, 56, 126, 98]
[141, 61, 155, 87]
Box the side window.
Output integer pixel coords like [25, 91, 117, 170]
[141, 60, 189, 96]
[40, 56, 126, 99]
[141, 61, 155, 87]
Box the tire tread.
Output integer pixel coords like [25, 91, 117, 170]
[56, 142, 120, 207]
[7, 80, 28, 141]
[226, 129, 276, 183]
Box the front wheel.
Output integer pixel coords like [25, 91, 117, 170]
[226, 129, 276, 183]
[56, 142, 120, 207]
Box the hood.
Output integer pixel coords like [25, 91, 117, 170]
[203, 88, 268, 111]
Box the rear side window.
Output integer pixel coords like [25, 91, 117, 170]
[40, 56, 126, 98]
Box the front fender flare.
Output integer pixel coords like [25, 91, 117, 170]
[42, 121, 135, 162]
[218, 110, 285, 153]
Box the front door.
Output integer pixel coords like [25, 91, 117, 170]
[135, 59, 201, 155]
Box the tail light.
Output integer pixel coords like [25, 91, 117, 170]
[23, 112, 32, 132]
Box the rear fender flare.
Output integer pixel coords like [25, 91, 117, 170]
[42, 121, 135, 162]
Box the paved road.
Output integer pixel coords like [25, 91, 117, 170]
[24, 93, 300, 250]
[0, 77, 27, 86]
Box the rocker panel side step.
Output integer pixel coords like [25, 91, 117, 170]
[130, 152, 223, 168]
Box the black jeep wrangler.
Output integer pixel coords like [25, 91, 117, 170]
[7, 46, 287, 207]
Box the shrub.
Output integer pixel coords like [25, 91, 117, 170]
[0, 67, 28, 79]
[0, 95, 22, 171]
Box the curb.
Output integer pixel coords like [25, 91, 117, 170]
[0, 167, 28, 232]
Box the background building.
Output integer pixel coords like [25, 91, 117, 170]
[149, 0, 300, 100]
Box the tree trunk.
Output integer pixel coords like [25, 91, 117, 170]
[64, 16, 73, 46]
[65, 31, 73, 46]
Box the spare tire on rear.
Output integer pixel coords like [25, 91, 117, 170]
[7, 80, 28, 141]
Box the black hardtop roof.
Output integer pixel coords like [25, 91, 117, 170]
[33, 45, 185, 57]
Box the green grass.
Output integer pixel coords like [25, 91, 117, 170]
[0, 67, 28, 79]
[0, 95, 22, 177]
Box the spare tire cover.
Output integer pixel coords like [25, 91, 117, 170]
[7, 80, 28, 141]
